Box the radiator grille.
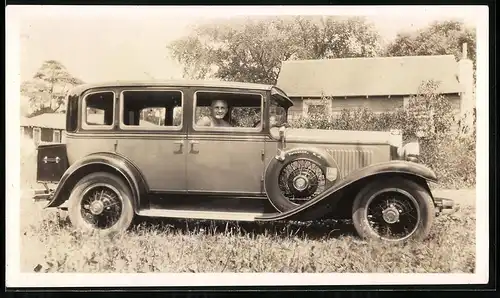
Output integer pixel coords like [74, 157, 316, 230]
[326, 149, 373, 177]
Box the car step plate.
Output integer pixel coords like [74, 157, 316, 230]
[138, 209, 265, 221]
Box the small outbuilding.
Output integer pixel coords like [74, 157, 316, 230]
[21, 113, 66, 144]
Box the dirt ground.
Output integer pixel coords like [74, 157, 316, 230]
[431, 189, 476, 207]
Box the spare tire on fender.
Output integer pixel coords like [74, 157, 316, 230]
[264, 149, 337, 212]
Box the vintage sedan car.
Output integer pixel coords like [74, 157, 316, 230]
[33, 80, 454, 242]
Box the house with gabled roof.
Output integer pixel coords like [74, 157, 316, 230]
[21, 113, 66, 144]
[276, 48, 474, 129]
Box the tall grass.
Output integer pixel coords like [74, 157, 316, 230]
[21, 197, 475, 273]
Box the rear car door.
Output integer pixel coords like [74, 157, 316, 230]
[116, 88, 187, 192]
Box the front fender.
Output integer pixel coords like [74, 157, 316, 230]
[256, 160, 437, 221]
[45, 152, 149, 212]
[334, 160, 438, 184]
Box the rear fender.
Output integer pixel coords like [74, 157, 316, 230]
[45, 152, 149, 212]
[257, 160, 437, 221]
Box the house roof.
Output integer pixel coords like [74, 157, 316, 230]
[23, 113, 66, 129]
[20, 116, 30, 127]
[23, 113, 158, 129]
[276, 55, 464, 98]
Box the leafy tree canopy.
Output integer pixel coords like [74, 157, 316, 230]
[21, 60, 84, 117]
[385, 20, 476, 69]
[168, 16, 383, 84]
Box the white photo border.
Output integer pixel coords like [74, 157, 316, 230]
[5, 4, 490, 288]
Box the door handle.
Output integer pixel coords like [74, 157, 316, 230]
[43, 156, 60, 164]
[189, 140, 199, 153]
[173, 140, 183, 153]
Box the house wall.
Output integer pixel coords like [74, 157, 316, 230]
[21, 126, 34, 139]
[41, 128, 54, 142]
[288, 96, 404, 119]
[288, 94, 461, 118]
[20, 126, 64, 144]
[287, 93, 462, 133]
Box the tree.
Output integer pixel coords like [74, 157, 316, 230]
[21, 60, 84, 117]
[167, 16, 382, 84]
[385, 20, 476, 70]
[405, 80, 456, 139]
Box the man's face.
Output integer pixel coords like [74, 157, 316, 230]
[212, 100, 228, 119]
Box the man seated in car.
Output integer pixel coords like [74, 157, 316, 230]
[196, 99, 232, 127]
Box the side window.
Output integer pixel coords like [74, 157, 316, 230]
[403, 96, 411, 109]
[121, 90, 183, 130]
[231, 107, 261, 127]
[303, 99, 332, 118]
[66, 95, 78, 132]
[53, 130, 61, 143]
[269, 99, 287, 128]
[193, 91, 262, 130]
[83, 91, 115, 129]
[33, 127, 41, 145]
[308, 104, 327, 115]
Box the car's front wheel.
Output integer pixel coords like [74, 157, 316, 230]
[67, 172, 135, 236]
[351, 177, 435, 242]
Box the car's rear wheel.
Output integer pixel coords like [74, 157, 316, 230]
[67, 172, 135, 236]
[351, 177, 435, 242]
[265, 152, 328, 212]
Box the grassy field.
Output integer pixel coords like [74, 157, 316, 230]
[19, 136, 476, 273]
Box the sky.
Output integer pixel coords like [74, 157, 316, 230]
[16, 6, 480, 84]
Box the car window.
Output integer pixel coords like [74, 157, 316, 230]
[83, 91, 115, 129]
[231, 107, 261, 127]
[120, 90, 183, 130]
[269, 100, 287, 128]
[193, 91, 263, 131]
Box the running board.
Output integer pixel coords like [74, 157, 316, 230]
[137, 209, 266, 221]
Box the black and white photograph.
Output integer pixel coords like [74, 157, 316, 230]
[5, 5, 489, 287]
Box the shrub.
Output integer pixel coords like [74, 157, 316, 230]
[288, 81, 476, 189]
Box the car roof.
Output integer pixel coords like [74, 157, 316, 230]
[69, 80, 276, 96]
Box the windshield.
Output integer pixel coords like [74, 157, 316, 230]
[269, 97, 288, 128]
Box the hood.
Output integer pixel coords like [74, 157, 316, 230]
[270, 127, 402, 147]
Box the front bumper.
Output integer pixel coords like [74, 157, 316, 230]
[434, 197, 454, 213]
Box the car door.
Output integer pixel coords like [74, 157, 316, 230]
[116, 88, 188, 192]
[186, 89, 267, 196]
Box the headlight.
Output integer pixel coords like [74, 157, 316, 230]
[404, 141, 420, 156]
[397, 141, 420, 161]
[389, 129, 403, 148]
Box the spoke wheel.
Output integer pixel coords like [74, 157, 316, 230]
[278, 158, 326, 206]
[364, 189, 420, 241]
[80, 184, 123, 230]
[352, 177, 435, 243]
[67, 172, 135, 236]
